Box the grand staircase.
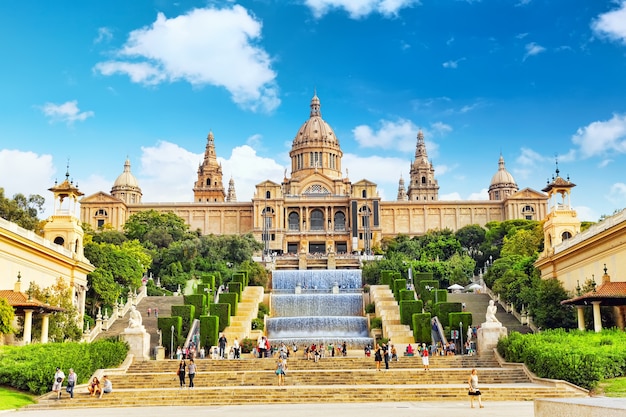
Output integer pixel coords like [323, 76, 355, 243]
[27, 351, 587, 409]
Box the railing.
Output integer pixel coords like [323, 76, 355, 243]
[82, 285, 148, 343]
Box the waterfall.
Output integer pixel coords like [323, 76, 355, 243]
[267, 270, 373, 348]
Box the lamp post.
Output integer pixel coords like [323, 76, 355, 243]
[170, 325, 175, 360]
[459, 321, 464, 355]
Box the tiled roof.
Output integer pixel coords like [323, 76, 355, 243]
[561, 282, 626, 306]
[0, 290, 65, 312]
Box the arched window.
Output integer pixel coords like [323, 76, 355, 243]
[54, 236, 65, 246]
[421, 176, 426, 184]
[206, 178, 211, 186]
[310, 209, 324, 231]
[334, 211, 346, 231]
[262, 207, 274, 229]
[362, 190, 367, 198]
[288, 212, 300, 231]
[265, 190, 271, 199]
[562, 231, 572, 240]
[522, 205, 535, 220]
[96, 209, 108, 216]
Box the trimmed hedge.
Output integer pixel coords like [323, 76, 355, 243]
[380, 270, 394, 286]
[232, 271, 248, 288]
[171, 304, 195, 336]
[400, 299, 423, 328]
[199, 315, 219, 349]
[209, 303, 231, 332]
[219, 292, 239, 316]
[399, 289, 415, 302]
[0, 339, 128, 395]
[158, 316, 183, 355]
[393, 278, 407, 301]
[433, 302, 462, 327]
[449, 312, 472, 340]
[228, 282, 242, 299]
[411, 312, 432, 344]
[183, 294, 206, 320]
[418, 280, 439, 303]
[200, 272, 216, 289]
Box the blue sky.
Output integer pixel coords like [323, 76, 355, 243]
[1, 0, 626, 222]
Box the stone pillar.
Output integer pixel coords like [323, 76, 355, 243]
[122, 326, 151, 361]
[592, 301, 602, 333]
[23, 309, 34, 344]
[576, 306, 585, 331]
[41, 314, 50, 343]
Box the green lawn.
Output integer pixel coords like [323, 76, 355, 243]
[597, 377, 626, 397]
[0, 386, 36, 410]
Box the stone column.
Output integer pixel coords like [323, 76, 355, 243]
[592, 301, 602, 333]
[23, 309, 34, 344]
[576, 306, 585, 331]
[41, 314, 50, 343]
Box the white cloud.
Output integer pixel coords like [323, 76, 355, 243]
[352, 118, 419, 152]
[442, 57, 466, 68]
[342, 153, 407, 200]
[571, 113, 626, 158]
[94, 27, 113, 44]
[572, 205, 598, 222]
[516, 147, 545, 166]
[523, 42, 546, 61]
[607, 182, 626, 206]
[591, 0, 626, 45]
[40, 100, 94, 125]
[0, 150, 56, 217]
[94, 6, 280, 113]
[304, 0, 420, 19]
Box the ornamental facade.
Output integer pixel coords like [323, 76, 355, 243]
[80, 94, 548, 257]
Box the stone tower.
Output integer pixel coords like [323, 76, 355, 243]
[193, 131, 225, 202]
[407, 130, 439, 201]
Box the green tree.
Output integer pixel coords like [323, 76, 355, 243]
[0, 188, 45, 232]
[446, 253, 476, 286]
[0, 297, 15, 334]
[123, 210, 190, 248]
[529, 278, 576, 329]
[500, 227, 543, 258]
[26, 278, 82, 341]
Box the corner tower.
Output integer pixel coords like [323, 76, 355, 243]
[194, 131, 225, 203]
[43, 166, 86, 257]
[407, 130, 439, 201]
[540, 164, 581, 256]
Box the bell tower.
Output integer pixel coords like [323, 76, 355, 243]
[43, 164, 86, 258]
[408, 130, 439, 202]
[193, 131, 225, 202]
[540, 163, 581, 256]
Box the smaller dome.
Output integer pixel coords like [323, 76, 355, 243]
[113, 159, 140, 188]
[490, 155, 516, 187]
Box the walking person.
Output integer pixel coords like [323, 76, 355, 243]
[52, 367, 65, 399]
[275, 356, 287, 386]
[187, 358, 197, 389]
[382, 343, 390, 370]
[374, 344, 383, 371]
[421, 345, 430, 371]
[66, 368, 77, 399]
[233, 337, 240, 359]
[177, 359, 186, 388]
[468, 368, 484, 408]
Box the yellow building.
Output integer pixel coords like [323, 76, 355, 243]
[81, 94, 548, 257]
[535, 166, 626, 331]
[0, 170, 94, 343]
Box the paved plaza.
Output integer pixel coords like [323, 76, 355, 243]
[3, 401, 535, 417]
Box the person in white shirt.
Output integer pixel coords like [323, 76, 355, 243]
[52, 367, 65, 399]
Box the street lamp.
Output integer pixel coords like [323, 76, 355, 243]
[459, 321, 464, 356]
[170, 325, 175, 360]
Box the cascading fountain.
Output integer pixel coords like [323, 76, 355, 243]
[266, 270, 373, 348]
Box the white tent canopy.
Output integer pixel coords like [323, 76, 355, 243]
[467, 283, 482, 291]
[447, 284, 464, 291]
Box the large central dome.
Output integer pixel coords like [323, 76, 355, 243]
[289, 94, 343, 180]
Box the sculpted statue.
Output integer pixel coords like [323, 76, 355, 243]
[128, 305, 143, 328]
[485, 300, 500, 324]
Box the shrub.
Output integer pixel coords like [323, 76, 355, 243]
[258, 302, 269, 318]
[251, 318, 264, 330]
[365, 303, 376, 314]
[0, 339, 128, 395]
[240, 338, 255, 353]
[370, 317, 382, 329]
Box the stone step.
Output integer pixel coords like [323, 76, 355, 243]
[28, 384, 586, 409]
